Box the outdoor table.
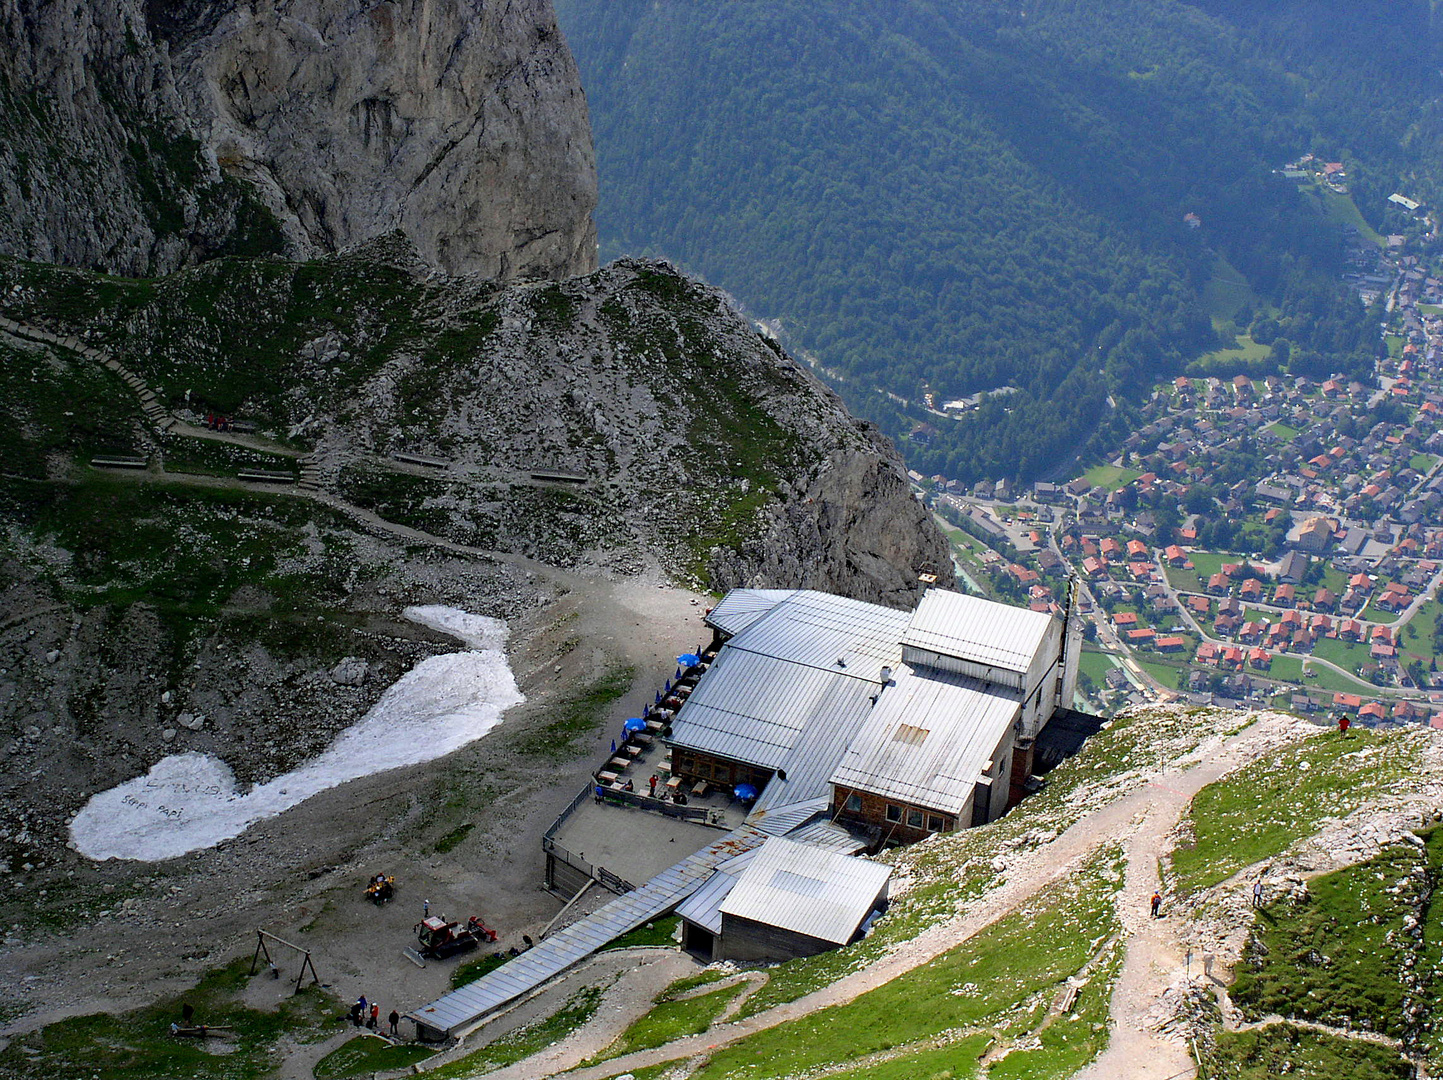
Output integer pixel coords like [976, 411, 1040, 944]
[609, 756, 630, 770]
[631, 733, 654, 747]
[645, 719, 665, 734]
[598, 770, 620, 784]
[691, 780, 708, 797]
[622, 744, 642, 758]
[666, 775, 683, 790]
[675, 685, 693, 698]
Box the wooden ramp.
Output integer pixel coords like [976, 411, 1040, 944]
[408, 824, 767, 1040]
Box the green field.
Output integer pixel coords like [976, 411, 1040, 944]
[1296, 659, 1382, 695]
[1310, 635, 1374, 674]
[1266, 421, 1301, 441]
[1191, 331, 1273, 375]
[1078, 648, 1121, 687]
[1082, 464, 1141, 491]
[1310, 185, 1386, 246]
[1397, 597, 1443, 671]
[1137, 658, 1187, 691]
[1267, 655, 1304, 682]
[1202, 255, 1262, 320]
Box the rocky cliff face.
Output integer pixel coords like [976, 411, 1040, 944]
[0, 0, 597, 279]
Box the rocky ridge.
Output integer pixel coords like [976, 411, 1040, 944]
[0, 0, 596, 279]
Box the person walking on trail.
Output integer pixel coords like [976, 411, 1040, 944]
[1252, 879, 1264, 908]
[389, 1009, 400, 1037]
[1150, 891, 1162, 918]
[369, 1002, 379, 1030]
[1339, 714, 1351, 736]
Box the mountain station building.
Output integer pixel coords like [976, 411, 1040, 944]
[666, 586, 1082, 850]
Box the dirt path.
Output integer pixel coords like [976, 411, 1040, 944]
[483, 716, 1302, 1080]
[1070, 779, 1201, 1080]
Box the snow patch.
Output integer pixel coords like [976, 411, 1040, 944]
[70, 608, 523, 861]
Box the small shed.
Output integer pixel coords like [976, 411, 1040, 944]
[677, 836, 890, 963]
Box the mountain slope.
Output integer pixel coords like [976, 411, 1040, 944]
[0, 0, 597, 279]
[557, 0, 1437, 481]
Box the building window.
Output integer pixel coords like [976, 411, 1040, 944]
[885, 804, 902, 823]
[846, 793, 862, 812]
[927, 814, 948, 832]
[907, 808, 923, 828]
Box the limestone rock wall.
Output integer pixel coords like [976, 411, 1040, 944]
[0, 0, 597, 279]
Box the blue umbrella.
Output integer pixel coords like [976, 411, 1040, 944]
[675, 668, 684, 681]
[664, 679, 672, 694]
[734, 783, 759, 802]
[610, 739, 617, 754]
[677, 653, 702, 667]
[624, 717, 647, 733]
[655, 690, 663, 704]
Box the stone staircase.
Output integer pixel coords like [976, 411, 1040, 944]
[298, 454, 325, 492]
[0, 315, 177, 433]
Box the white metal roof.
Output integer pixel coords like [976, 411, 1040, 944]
[719, 836, 891, 945]
[705, 589, 798, 637]
[901, 589, 1054, 675]
[668, 650, 872, 769]
[828, 664, 1021, 816]
[724, 589, 909, 682]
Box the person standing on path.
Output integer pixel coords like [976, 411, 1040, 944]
[1252, 879, 1264, 908]
[369, 1002, 380, 1030]
[423, 899, 430, 918]
[1150, 891, 1162, 918]
[389, 1009, 400, 1037]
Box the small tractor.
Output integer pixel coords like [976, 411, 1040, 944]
[365, 874, 395, 905]
[415, 915, 498, 959]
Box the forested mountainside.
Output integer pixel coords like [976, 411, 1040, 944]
[557, 0, 1443, 483]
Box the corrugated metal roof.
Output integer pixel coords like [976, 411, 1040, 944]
[674, 849, 758, 935]
[749, 796, 831, 836]
[407, 824, 767, 1037]
[829, 664, 1020, 815]
[719, 836, 891, 945]
[784, 818, 869, 855]
[705, 589, 798, 637]
[725, 590, 910, 682]
[902, 589, 1054, 675]
[667, 651, 866, 769]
